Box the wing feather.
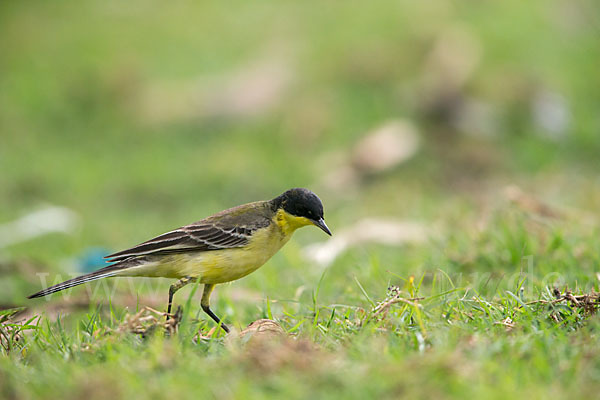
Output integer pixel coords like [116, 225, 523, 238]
[104, 217, 270, 262]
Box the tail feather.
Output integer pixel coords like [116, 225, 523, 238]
[28, 263, 128, 299]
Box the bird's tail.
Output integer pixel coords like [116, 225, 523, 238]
[27, 263, 128, 299]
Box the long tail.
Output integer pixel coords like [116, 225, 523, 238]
[27, 262, 133, 299]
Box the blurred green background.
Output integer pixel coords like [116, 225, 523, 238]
[1, 0, 599, 311]
[3, 1, 600, 399]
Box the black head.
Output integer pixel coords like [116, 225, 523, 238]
[272, 188, 331, 235]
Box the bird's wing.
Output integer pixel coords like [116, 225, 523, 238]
[104, 219, 270, 262]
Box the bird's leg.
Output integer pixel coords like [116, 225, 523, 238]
[167, 276, 196, 315]
[201, 284, 230, 334]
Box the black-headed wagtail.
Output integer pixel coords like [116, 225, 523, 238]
[28, 188, 331, 333]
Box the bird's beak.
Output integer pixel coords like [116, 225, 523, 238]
[312, 218, 332, 236]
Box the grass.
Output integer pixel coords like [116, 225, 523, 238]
[2, 0, 600, 398]
[3, 204, 600, 399]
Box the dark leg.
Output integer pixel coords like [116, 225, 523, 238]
[167, 276, 196, 315]
[201, 284, 230, 333]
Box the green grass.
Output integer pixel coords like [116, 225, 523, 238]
[3, 206, 600, 399]
[2, 0, 600, 398]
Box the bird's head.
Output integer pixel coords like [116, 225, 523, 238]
[271, 188, 331, 236]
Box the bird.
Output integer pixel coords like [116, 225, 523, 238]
[28, 188, 331, 333]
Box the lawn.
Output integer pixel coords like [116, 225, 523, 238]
[1, 1, 600, 398]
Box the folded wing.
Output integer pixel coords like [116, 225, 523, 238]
[104, 222, 267, 263]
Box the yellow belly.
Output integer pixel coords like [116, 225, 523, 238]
[119, 221, 295, 284]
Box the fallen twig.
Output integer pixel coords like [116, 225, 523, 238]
[112, 306, 182, 337]
[524, 289, 600, 314]
[361, 286, 425, 326]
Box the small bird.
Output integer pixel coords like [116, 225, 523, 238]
[28, 188, 331, 333]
